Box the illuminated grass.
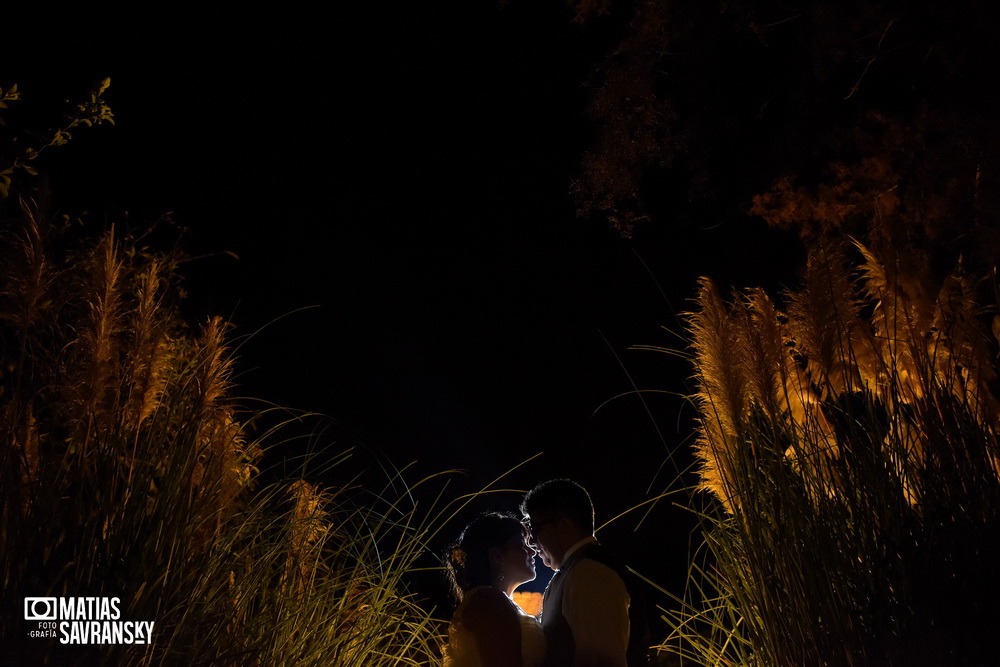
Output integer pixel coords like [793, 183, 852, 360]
[656, 239, 1000, 666]
[0, 210, 462, 666]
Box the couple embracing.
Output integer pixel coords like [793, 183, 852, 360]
[444, 479, 650, 667]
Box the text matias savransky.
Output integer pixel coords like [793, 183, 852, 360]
[24, 596, 154, 645]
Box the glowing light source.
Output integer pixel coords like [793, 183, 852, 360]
[512, 591, 543, 616]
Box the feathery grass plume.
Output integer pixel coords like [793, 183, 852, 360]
[851, 240, 940, 503]
[686, 277, 748, 511]
[853, 239, 934, 405]
[60, 229, 125, 473]
[930, 269, 999, 423]
[0, 205, 56, 513]
[736, 287, 841, 504]
[281, 479, 329, 602]
[732, 288, 784, 424]
[783, 239, 869, 399]
[122, 258, 172, 430]
[184, 316, 262, 545]
[0, 201, 52, 344]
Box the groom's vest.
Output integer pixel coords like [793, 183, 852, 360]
[540, 541, 650, 667]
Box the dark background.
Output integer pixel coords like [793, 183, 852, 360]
[2, 4, 799, 600]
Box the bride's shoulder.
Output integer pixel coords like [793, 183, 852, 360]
[460, 587, 519, 631]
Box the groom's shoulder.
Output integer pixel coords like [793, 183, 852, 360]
[577, 542, 650, 602]
[579, 541, 628, 575]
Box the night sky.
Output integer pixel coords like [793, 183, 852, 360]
[3, 5, 800, 594]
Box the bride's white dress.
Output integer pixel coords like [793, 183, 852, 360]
[444, 587, 547, 667]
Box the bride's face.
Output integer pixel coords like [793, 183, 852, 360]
[499, 532, 537, 587]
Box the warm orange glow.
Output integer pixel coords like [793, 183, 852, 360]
[512, 591, 543, 616]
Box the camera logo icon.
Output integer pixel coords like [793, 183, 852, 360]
[25, 597, 58, 621]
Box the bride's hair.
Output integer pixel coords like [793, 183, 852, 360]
[445, 512, 524, 600]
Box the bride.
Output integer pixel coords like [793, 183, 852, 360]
[444, 513, 547, 667]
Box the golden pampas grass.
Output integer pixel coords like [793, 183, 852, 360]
[687, 277, 748, 511]
[687, 237, 1000, 514]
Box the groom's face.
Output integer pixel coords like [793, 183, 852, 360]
[524, 513, 563, 570]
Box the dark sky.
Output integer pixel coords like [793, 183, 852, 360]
[3, 4, 799, 592]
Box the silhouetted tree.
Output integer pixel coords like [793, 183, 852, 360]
[566, 0, 1000, 280]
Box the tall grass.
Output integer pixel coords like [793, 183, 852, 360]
[659, 239, 1000, 665]
[0, 208, 449, 666]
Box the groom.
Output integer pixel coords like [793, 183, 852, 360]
[521, 479, 649, 667]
